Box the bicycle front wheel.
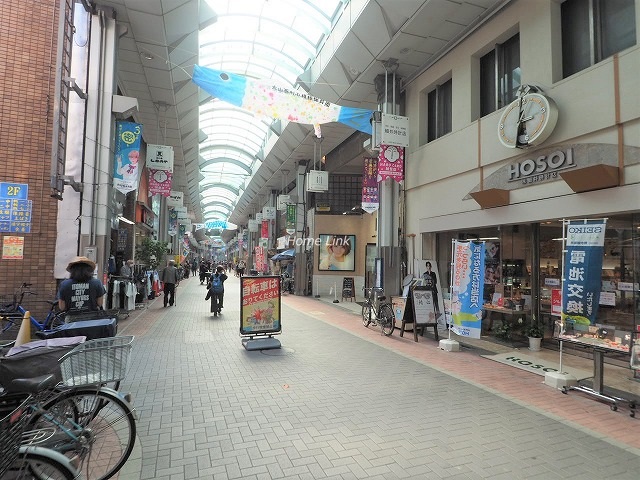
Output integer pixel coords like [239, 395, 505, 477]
[361, 303, 372, 327]
[379, 304, 395, 336]
[30, 387, 136, 480]
[10, 446, 79, 479]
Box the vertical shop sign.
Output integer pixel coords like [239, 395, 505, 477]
[562, 219, 607, 325]
[261, 220, 269, 239]
[240, 276, 282, 335]
[147, 144, 174, 197]
[113, 122, 143, 194]
[2, 235, 24, 259]
[0, 182, 32, 233]
[286, 204, 296, 235]
[168, 207, 178, 236]
[377, 145, 405, 182]
[361, 157, 379, 213]
[450, 240, 485, 339]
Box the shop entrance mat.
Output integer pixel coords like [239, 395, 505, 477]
[482, 352, 591, 379]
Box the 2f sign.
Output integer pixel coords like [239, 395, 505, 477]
[0, 182, 29, 200]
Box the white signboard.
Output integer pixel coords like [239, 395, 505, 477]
[167, 191, 183, 207]
[306, 170, 328, 192]
[146, 144, 174, 172]
[381, 113, 409, 147]
[248, 219, 259, 232]
[277, 195, 291, 211]
[255, 213, 263, 222]
[263, 206, 276, 220]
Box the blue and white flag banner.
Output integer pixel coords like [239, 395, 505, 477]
[450, 240, 485, 339]
[562, 219, 607, 326]
[113, 122, 142, 194]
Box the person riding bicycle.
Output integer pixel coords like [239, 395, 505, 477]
[205, 265, 228, 316]
[57, 256, 106, 314]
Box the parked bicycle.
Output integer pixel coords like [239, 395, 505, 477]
[0, 335, 137, 479]
[1, 377, 81, 479]
[361, 287, 395, 336]
[0, 283, 66, 335]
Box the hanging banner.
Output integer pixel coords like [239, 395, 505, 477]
[168, 207, 178, 236]
[362, 157, 379, 213]
[562, 219, 607, 326]
[261, 220, 269, 238]
[255, 246, 266, 272]
[146, 144, 174, 172]
[192, 65, 373, 138]
[450, 240, 485, 339]
[205, 220, 228, 230]
[377, 145, 405, 182]
[167, 191, 183, 207]
[113, 121, 142, 194]
[148, 169, 173, 197]
[286, 204, 296, 234]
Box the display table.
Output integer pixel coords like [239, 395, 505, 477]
[482, 304, 529, 332]
[557, 335, 632, 411]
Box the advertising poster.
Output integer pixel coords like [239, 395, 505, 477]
[562, 219, 607, 325]
[377, 144, 404, 182]
[318, 234, 355, 271]
[113, 122, 142, 194]
[362, 157, 379, 213]
[414, 259, 445, 328]
[240, 276, 282, 335]
[2, 235, 24, 259]
[450, 240, 485, 338]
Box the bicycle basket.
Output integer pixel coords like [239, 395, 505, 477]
[0, 395, 31, 475]
[0, 294, 17, 312]
[59, 335, 134, 386]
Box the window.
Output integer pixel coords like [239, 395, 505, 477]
[562, 0, 636, 78]
[480, 33, 520, 117]
[427, 79, 452, 142]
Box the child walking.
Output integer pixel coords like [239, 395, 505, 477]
[205, 265, 228, 316]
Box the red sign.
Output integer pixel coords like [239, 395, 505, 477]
[551, 289, 562, 316]
[377, 144, 404, 182]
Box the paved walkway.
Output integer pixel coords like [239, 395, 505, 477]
[116, 274, 640, 479]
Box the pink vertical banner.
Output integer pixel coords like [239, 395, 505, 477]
[377, 144, 404, 182]
[148, 169, 173, 197]
[261, 220, 269, 238]
[362, 157, 379, 214]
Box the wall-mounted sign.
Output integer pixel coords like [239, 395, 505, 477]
[146, 144, 174, 172]
[263, 206, 276, 220]
[0, 182, 32, 233]
[381, 113, 409, 148]
[277, 195, 291, 210]
[2, 235, 24, 259]
[306, 170, 328, 192]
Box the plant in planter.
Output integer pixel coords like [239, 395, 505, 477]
[526, 321, 544, 351]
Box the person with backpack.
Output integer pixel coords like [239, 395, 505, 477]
[205, 265, 228, 316]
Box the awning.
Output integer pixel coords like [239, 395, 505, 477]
[271, 249, 295, 261]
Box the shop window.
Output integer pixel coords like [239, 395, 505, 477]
[480, 33, 521, 117]
[427, 79, 452, 142]
[561, 0, 636, 78]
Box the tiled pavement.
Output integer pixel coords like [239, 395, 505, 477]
[116, 274, 640, 479]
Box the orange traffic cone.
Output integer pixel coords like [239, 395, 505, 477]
[15, 311, 32, 347]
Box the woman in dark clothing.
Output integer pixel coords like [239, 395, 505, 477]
[57, 256, 106, 313]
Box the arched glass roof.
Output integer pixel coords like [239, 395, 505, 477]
[199, 0, 346, 222]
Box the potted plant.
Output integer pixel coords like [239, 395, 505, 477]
[526, 321, 544, 351]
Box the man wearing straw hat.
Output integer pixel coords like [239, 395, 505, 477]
[57, 256, 106, 313]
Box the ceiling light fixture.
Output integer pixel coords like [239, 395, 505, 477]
[141, 52, 154, 60]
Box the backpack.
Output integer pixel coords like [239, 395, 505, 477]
[210, 274, 224, 293]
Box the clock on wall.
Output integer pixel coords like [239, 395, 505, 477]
[498, 85, 558, 149]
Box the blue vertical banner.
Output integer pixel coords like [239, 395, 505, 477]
[450, 240, 485, 339]
[113, 122, 143, 194]
[562, 220, 607, 326]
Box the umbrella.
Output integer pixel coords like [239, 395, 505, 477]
[271, 248, 295, 262]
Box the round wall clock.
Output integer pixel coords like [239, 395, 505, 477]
[498, 90, 558, 148]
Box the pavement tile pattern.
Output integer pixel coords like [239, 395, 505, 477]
[116, 274, 640, 479]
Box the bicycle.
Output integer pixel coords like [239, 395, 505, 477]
[1, 377, 81, 479]
[361, 287, 395, 336]
[0, 283, 66, 335]
[0, 335, 137, 480]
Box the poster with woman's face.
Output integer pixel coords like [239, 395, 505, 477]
[318, 234, 355, 271]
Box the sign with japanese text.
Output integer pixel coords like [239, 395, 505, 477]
[262, 206, 276, 220]
[362, 157, 379, 213]
[2, 235, 24, 259]
[378, 145, 404, 183]
[113, 122, 142, 194]
[450, 240, 485, 339]
[248, 219, 259, 232]
[240, 276, 282, 335]
[261, 220, 269, 238]
[381, 113, 409, 147]
[167, 191, 183, 207]
[0, 183, 32, 233]
[286, 204, 296, 234]
[562, 219, 606, 325]
[148, 169, 173, 197]
[146, 144, 174, 171]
